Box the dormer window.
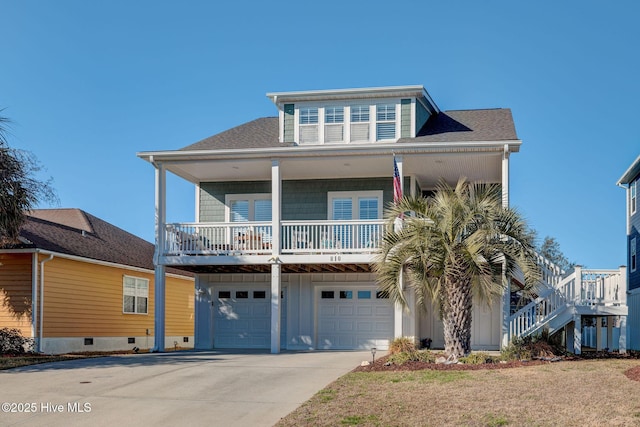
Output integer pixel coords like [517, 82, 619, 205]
[324, 106, 344, 143]
[299, 107, 319, 143]
[376, 104, 396, 141]
[350, 105, 370, 142]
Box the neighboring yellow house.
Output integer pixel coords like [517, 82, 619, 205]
[0, 209, 194, 354]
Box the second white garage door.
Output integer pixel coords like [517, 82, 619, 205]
[317, 286, 393, 350]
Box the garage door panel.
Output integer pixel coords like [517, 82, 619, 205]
[213, 287, 287, 349]
[317, 286, 393, 350]
[338, 306, 354, 316]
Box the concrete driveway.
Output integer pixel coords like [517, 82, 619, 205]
[0, 350, 370, 427]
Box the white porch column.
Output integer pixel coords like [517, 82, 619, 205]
[596, 316, 603, 351]
[500, 145, 511, 349]
[270, 159, 282, 353]
[394, 155, 403, 338]
[619, 315, 627, 354]
[153, 161, 167, 352]
[501, 144, 510, 208]
[573, 314, 582, 355]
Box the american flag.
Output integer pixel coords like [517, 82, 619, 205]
[393, 156, 402, 204]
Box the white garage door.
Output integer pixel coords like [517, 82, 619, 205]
[213, 286, 286, 349]
[317, 286, 393, 350]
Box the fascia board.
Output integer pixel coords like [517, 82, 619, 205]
[267, 85, 426, 105]
[137, 139, 522, 164]
[617, 155, 640, 186]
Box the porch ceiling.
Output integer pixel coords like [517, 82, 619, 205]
[161, 150, 504, 189]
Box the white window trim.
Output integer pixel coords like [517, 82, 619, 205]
[225, 193, 272, 222]
[631, 180, 637, 215]
[123, 275, 149, 315]
[294, 99, 403, 145]
[327, 190, 383, 219]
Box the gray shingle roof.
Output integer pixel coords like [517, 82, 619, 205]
[178, 109, 517, 151]
[5, 209, 190, 276]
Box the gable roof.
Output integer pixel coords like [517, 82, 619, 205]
[178, 109, 517, 151]
[4, 209, 190, 276]
[617, 154, 640, 185]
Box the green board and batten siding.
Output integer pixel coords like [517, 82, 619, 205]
[283, 104, 295, 143]
[400, 99, 412, 138]
[199, 178, 404, 222]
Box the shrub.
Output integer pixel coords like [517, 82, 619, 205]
[389, 337, 416, 355]
[388, 349, 436, 365]
[0, 328, 34, 354]
[459, 352, 494, 365]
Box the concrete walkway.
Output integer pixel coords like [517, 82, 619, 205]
[0, 350, 370, 427]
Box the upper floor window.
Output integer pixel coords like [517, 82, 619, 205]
[376, 104, 396, 140]
[631, 237, 637, 272]
[123, 276, 148, 314]
[631, 180, 637, 215]
[324, 106, 344, 143]
[299, 107, 318, 143]
[350, 105, 370, 142]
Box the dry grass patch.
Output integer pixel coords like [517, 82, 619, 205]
[276, 359, 640, 427]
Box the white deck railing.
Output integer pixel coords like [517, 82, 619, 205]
[163, 220, 385, 256]
[509, 267, 626, 338]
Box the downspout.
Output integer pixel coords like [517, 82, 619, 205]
[38, 253, 54, 353]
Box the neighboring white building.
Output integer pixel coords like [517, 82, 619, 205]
[138, 85, 627, 354]
[618, 155, 640, 350]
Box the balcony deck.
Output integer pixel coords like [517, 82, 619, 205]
[159, 220, 385, 271]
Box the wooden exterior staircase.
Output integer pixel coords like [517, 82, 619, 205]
[508, 258, 628, 354]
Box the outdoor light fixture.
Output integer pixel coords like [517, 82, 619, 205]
[371, 347, 377, 363]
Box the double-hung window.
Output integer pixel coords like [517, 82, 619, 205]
[376, 104, 396, 141]
[123, 276, 149, 314]
[324, 106, 344, 143]
[299, 107, 319, 143]
[350, 105, 370, 142]
[631, 237, 637, 272]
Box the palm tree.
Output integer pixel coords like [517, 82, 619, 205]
[374, 178, 540, 358]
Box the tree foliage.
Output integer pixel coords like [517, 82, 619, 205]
[0, 110, 58, 244]
[373, 178, 540, 358]
[538, 236, 574, 272]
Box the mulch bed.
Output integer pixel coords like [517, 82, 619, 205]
[354, 350, 640, 376]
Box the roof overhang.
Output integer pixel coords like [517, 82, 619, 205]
[267, 85, 440, 114]
[617, 154, 640, 186]
[137, 139, 521, 188]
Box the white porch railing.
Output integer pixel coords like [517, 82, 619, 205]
[163, 220, 385, 256]
[509, 267, 626, 339]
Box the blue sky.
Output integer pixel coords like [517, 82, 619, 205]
[1, 1, 638, 269]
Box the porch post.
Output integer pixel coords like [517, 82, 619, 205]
[501, 145, 511, 349]
[606, 316, 613, 351]
[573, 314, 582, 355]
[270, 159, 282, 353]
[595, 316, 603, 351]
[394, 156, 403, 339]
[501, 144, 509, 208]
[153, 161, 166, 352]
[619, 315, 627, 354]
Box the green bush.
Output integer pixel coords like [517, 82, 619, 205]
[0, 327, 34, 355]
[388, 350, 436, 365]
[459, 352, 495, 365]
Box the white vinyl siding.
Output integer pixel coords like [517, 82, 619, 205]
[376, 103, 396, 140]
[123, 276, 149, 314]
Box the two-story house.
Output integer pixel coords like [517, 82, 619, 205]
[138, 85, 627, 354]
[618, 155, 640, 350]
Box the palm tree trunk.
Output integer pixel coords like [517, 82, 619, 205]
[442, 276, 473, 358]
